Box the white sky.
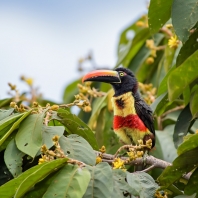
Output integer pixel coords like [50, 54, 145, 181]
[0, 0, 147, 102]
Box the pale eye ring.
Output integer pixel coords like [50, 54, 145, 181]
[120, 72, 124, 76]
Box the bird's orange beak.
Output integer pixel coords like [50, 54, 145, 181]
[82, 70, 121, 83]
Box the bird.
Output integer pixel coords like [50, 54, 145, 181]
[82, 67, 155, 149]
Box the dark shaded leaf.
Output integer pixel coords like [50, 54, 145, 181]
[57, 109, 98, 150]
[43, 164, 90, 198]
[158, 147, 198, 188]
[172, 0, 198, 43]
[148, 0, 173, 34]
[190, 86, 198, 118]
[184, 168, 198, 195]
[4, 139, 25, 177]
[174, 105, 194, 148]
[177, 30, 198, 66]
[59, 135, 96, 166]
[174, 194, 196, 198]
[83, 162, 113, 198]
[0, 98, 13, 108]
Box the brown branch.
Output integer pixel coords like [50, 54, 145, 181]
[95, 151, 191, 180]
[160, 27, 173, 38]
[161, 105, 185, 118]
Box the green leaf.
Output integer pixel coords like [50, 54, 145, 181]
[63, 78, 81, 104]
[183, 87, 191, 106]
[0, 158, 67, 198]
[156, 126, 177, 163]
[158, 147, 198, 188]
[42, 125, 64, 149]
[164, 46, 176, 72]
[43, 164, 90, 198]
[174, 105, 194, 148]
[57, 109, 98, 150]
[127, 172, 159, 197]
[0, 98, 12, 108]
[0, 130, 17, 152]
[168, 51, 198, 101]
[184, 168, 198, 195]
[23, 171, 59, 198]
[151, 92, 170, 116]
[0, 109, 14, 121]
[4, 139, 25, 177]
[157, 65, 176, 96]
[0, 110, 32, 146]
[83, 162, 113, 198]
[59, 135, 96, 166]
[15, 112, 46, 158]
[128, 33, 164, 73]
[111, 170, 134, 198]
[190, 86, 198, 118]
[174, 194, 196, 198]
[148, 0, 173, 34]
[116, 28, 150, 67]
[178, 134, 198, 155]
[177, 31, 198, 66]
[172, 0, 198, 43]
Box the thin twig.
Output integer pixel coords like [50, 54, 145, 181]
[161, 105, 185, 118]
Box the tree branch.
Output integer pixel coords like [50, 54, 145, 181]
[95, 151, 191, 180]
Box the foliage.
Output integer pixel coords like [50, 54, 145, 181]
[0, 0, 198, 197]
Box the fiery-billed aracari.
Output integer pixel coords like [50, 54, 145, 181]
[82, 67, 155, 149]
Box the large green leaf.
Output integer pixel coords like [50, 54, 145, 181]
[0, 110, 32, 146]
[148, 0, 173, 34]
[23, 171, 59, 198]
[59, 135, 96, 166]
[158, 147, 198, 188]
[172, 0, 198, 43]
[173, 105, 194, 148]
[168, 51, 198, 101]
[177, 31, 198, 67]
[63, 78, 81, 104]
[111, 170, 134, 198]
[43, 164, 90, 198]
[190, 86, 198, 118]
[56, 109, 98, 150]
[15, 112, 46, 158]
[127, 172, 159, 198]
[4, 139, 25, 177]
[177, 134, 198, 155]
[184, 168, 198, 195]
[0, 109, 14, 121]
[83, 162, 113, 198]
[0, 158, 67, 198]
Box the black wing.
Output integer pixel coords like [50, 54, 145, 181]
[134, 93, 155, 136]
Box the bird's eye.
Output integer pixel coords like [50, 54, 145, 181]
[120, 72, 124, 76]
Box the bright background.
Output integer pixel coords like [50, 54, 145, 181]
[0, 0, 147, 102]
